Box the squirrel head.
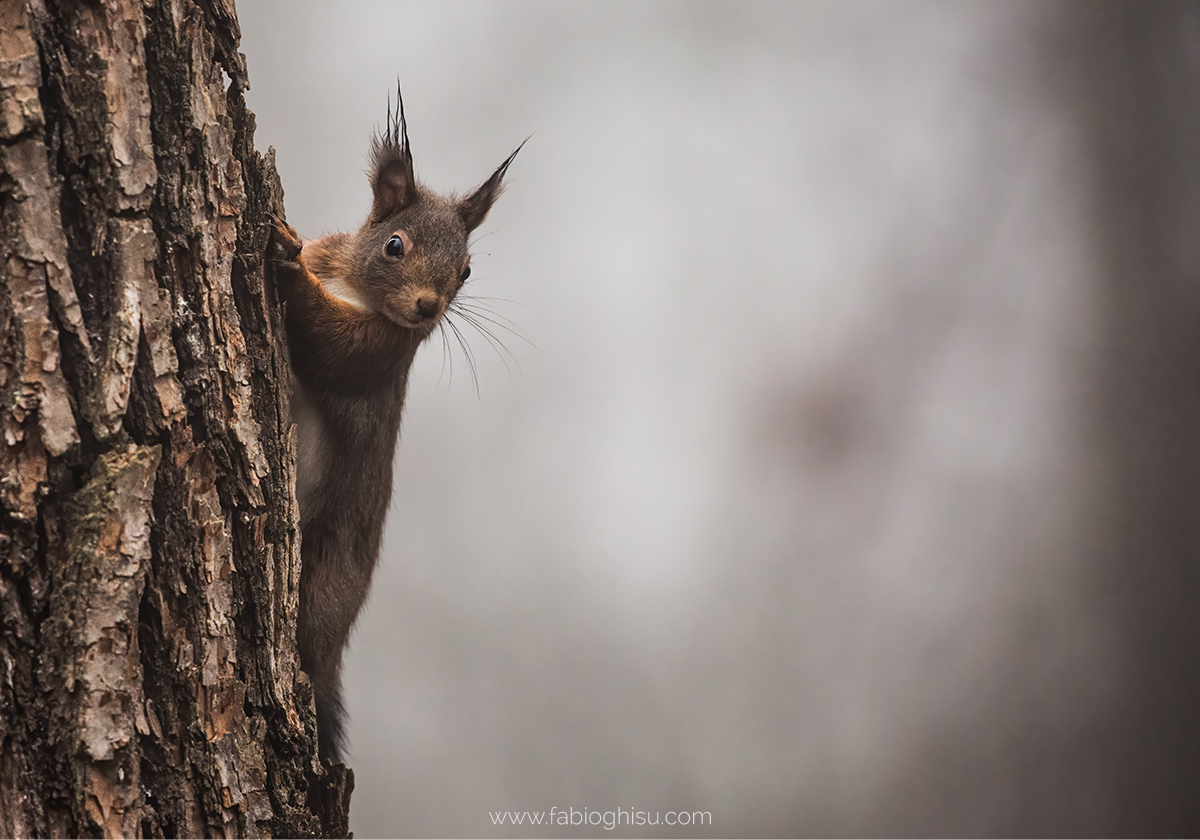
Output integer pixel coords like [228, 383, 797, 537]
[343, 85, 523, 332]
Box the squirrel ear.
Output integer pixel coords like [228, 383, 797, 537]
[458, 139, 526, 233]
[369, 157, 416, 223]
[369, 83, 418, 223]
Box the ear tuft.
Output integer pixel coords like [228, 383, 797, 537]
[368, 80, 418, 223]
[458, 137, 527, 233]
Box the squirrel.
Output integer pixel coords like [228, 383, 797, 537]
[269, 88, 522, 762]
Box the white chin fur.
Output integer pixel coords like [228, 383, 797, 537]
[322, 275, 376, 313]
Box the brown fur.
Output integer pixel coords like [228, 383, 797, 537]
[270, 89, 522, 762]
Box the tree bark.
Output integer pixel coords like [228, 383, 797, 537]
[0, 0, 350, 836]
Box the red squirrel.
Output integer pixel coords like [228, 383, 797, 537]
[270, 89, 521, 762]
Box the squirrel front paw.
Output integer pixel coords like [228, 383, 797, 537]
[268, 213, 304, 262]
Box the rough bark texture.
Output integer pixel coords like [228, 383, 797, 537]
[0, 0, 351, 836]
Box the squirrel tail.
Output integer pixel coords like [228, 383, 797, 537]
[314, 675, 347, 763]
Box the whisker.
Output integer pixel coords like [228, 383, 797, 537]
[435, 320, 453, 390]
[468, 229, 500, 247]
[455, 294, 527, 317]
[458, 294, 542, 316]
[451, 309, 522, 383]
[442, 313, 480, 396]
[452, 308, 527, 363]
[452, 302, 538, 349]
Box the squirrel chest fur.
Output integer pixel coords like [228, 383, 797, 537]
[271, 92, 521, 762]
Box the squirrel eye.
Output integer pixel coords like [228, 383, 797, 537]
[459, 266, 471, 283]
[384, 236, 405, 258]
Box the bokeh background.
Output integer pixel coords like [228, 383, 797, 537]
[239, 2, 1200, 835]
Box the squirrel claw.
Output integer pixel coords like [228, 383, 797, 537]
[268, 212, 303, 261]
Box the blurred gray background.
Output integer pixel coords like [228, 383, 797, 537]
[239, 2, 1200, 835]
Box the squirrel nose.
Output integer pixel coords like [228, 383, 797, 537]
[415, 294, 438, 319]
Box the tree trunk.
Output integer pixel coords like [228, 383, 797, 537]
[0, 1, 350, 836]
[1067, 1, 1200, 833]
